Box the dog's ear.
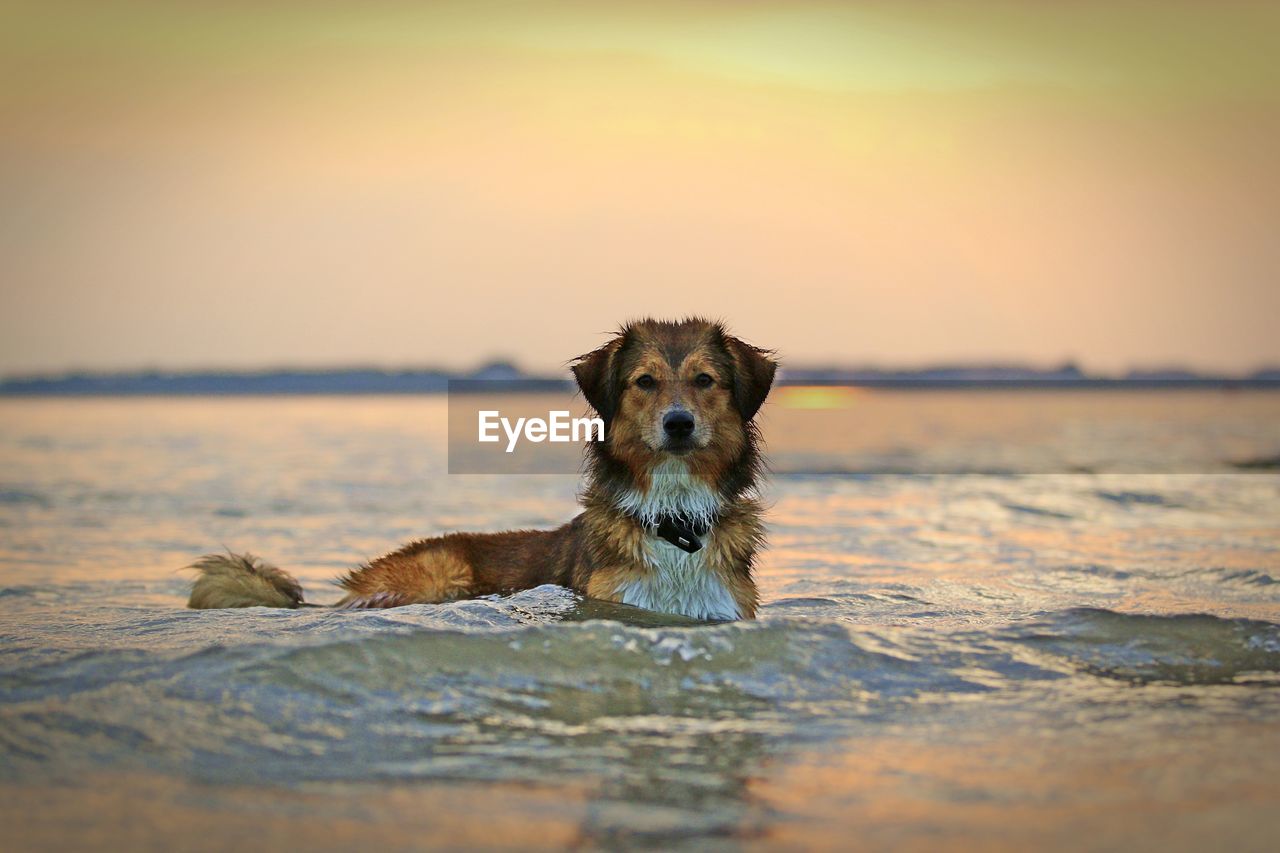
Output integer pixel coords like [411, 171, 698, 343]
[572, 337, 623, 424]
[724, 335, 778, 421]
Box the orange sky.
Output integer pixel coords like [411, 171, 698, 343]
[1, 1, 1277, 374]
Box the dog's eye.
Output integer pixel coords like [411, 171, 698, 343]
[635, 375, 655, 390]
[695, 373, 714, 388]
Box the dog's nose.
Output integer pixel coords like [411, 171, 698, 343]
[663, 410, 695, 438]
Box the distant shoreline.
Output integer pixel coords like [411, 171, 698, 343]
[2, 368, 1278, 396]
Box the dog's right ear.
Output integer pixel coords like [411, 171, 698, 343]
[572, 337, 623, 425]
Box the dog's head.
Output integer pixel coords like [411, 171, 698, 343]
[572, 319, 777, 468]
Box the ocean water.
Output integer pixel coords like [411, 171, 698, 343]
[1, 394, 1278, 851]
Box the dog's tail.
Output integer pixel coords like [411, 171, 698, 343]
[186, 552, 307, 609]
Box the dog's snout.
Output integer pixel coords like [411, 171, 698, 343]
[663, 410, 695, 439]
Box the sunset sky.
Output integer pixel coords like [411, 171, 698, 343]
[1, 1, 1277, 374]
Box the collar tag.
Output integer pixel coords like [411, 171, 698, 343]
[655, 515, 706, 553]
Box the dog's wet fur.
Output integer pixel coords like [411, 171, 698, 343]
[187, 318, 777, 620]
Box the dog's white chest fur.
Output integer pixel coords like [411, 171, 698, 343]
[615, 458, 740, 621]
[617, 542, 740, 621]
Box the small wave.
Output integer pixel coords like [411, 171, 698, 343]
[1003, 502, 1075, 520]
[0, 489, 49, 507]
[1044, 565, 1278, 591]
[1186, 567, 1279, 587]
[1059, 564, 1133, 581]
[761, 597, 841, 609]
[1217, 569, 1278, 586]
[1229, 454, 1280, 470]
[225, 619, 906, 710]
[1093, 490, 1181, 508]
[1015, 608, 1280, 685]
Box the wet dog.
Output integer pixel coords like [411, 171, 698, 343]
[187, 318, 777, 620]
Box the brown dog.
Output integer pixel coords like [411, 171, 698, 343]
[187, 318, 777, 620]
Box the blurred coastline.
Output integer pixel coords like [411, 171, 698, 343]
[3, 362, 1279, 396]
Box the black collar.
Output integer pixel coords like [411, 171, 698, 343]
[649, 513, 713, 554]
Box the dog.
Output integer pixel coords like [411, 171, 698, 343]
[187, 318, 777, 620]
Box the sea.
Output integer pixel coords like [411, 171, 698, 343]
[1, 391, 1278, 850]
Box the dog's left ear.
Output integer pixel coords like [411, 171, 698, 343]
[724, 335, 778, 421]
[572, 337, 623, 425]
